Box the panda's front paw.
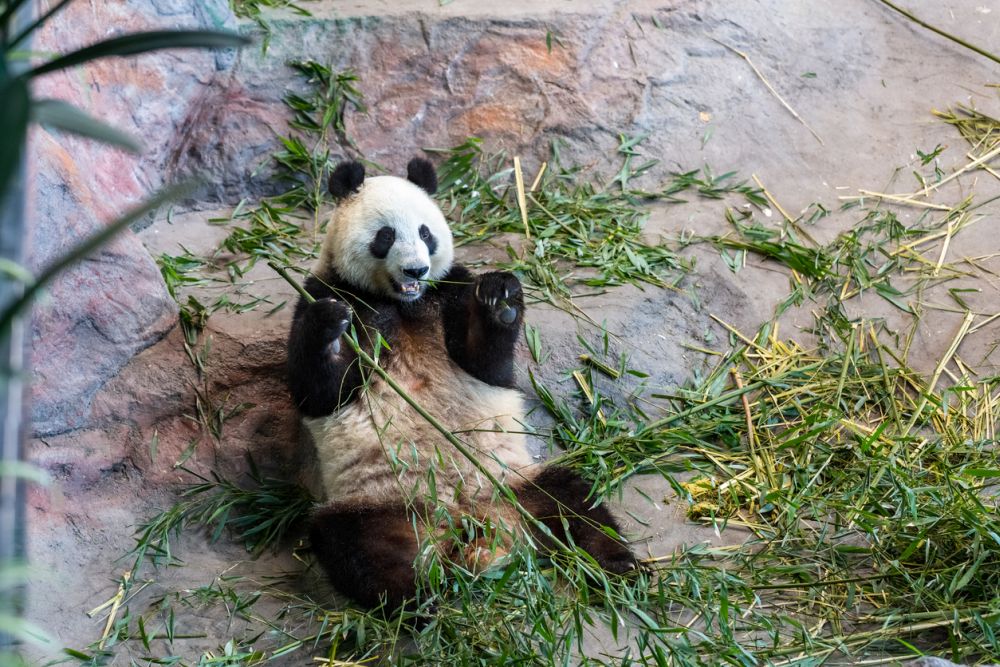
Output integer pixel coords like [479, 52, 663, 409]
[474, 272, 523, 327]
[306, 298, 351, 354]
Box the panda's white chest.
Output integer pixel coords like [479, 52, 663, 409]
[305, 346, 534, 506]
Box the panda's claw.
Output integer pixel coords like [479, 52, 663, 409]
[474, 271, 523, 327]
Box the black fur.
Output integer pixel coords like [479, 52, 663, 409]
[287, 264, 523, 418]
[329, 161, 365, 199]
[406, 157, 438, 195]
[310, 501, 421, 609]
[519, 466, 636, 575]
[289, 265, 634, 611]
[418, 224, 437, 256]
[369, 225, 396, 259]
[286, 275, 374, 417]
[440, 266, 524, 387]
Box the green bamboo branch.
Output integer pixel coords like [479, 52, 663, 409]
[267, 261, 578, 545]
[637, 360, 824, 434]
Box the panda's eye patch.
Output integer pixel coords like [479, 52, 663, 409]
[419, 224, 438, 256]
[369, 226, 396, 259]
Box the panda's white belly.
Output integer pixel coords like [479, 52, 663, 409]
[304, 356, 534, 509]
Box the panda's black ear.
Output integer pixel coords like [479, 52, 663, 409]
[406, 157, 437, 195]
[329, 161, 365, 199]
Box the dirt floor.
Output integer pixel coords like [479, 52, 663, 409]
[21, 0, 1000, 664]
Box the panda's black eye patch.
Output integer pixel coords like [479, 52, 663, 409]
[369, 226, 396, 259]
[419, 224, 438, 256]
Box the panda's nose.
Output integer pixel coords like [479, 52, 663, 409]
[402, 266, 429, 279]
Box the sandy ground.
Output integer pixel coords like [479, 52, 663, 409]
[21, 0, 1000, 663]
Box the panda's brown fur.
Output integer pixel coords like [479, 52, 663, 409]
[286, 158, 635, 610]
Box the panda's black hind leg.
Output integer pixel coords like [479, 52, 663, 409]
[309, 501, 421, 611]
[518, 466, 637, 575]
[440, 266, 524, 387]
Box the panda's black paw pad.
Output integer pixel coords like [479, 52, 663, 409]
[475, 272, 523, 326]
[307, 298, 351, 353]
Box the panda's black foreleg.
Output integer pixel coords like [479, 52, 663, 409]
[287, 288, 363, 418]
[518, 466, 636, 575]
[310, 501, 420, 610]
[441, 266, 524, 387]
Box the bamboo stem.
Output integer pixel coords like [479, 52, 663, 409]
[268, 262, 571, 542]
[875, 0, 1000, 66]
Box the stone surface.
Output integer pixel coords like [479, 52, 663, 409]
[916, 660, 1000, 667]
[20, 0, 1000, 663]
[27, 0, 237, 435]
[27, 0, 1000, 435]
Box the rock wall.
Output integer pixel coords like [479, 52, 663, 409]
[28, 0, 992, 478]
[28, 0, 236, 436]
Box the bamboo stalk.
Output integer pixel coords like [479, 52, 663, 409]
[98, 571, 130, 649]
[730, 367, 776, 489]
[529, 161, 548, 192]
[875, 0, 1000, 66]
[713, 39, 824, 146]
[513, 156, 530, 240]
[268, 262, 575, 545]
[841, 190, 952, 210]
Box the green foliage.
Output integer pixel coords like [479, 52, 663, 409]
[1, 17, 247, 198]
[706, 198, 978, 320]
[0, 3, 247, 657]
[0, 74, 28, 196]
[32, 98, 143, 153]
[157, 251, 210, 301]
[0, 562, 51, 656]
[430, 136, 763, 306]
[275, 59, 366, 212]
[230, 0, 312, 53]
[0, 2, 248, 333]
[74, 28, 1000, 666]
[129, 461, 315, 571]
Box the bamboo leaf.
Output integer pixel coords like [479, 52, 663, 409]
[0, 78, 29, 195]
[0, 181, 195, 336]
[24, 29, 250, 79]
[6, 0, 75, 49]
[0, 0, 34, 29]
[33, 98, 143, 153]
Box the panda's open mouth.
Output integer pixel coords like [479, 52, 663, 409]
[389, 277, 424, 300]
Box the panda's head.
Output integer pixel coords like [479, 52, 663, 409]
[318, 157, 454, 302]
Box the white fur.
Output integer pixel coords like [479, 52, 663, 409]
[318, 175, 454, 300]
[308, 170, 533, 514]
[305, 365, 534, 508]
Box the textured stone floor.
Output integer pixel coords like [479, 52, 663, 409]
[22, 0, 1000, 663]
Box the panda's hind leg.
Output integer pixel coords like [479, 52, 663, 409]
[518, 466, 637, 575]
[309, 501, 421, 610]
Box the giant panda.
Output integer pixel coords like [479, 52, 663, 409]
[286, 157, 635, 610]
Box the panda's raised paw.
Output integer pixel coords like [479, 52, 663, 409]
[305, 298, 352, 352]
[474, 272, 523, 327]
